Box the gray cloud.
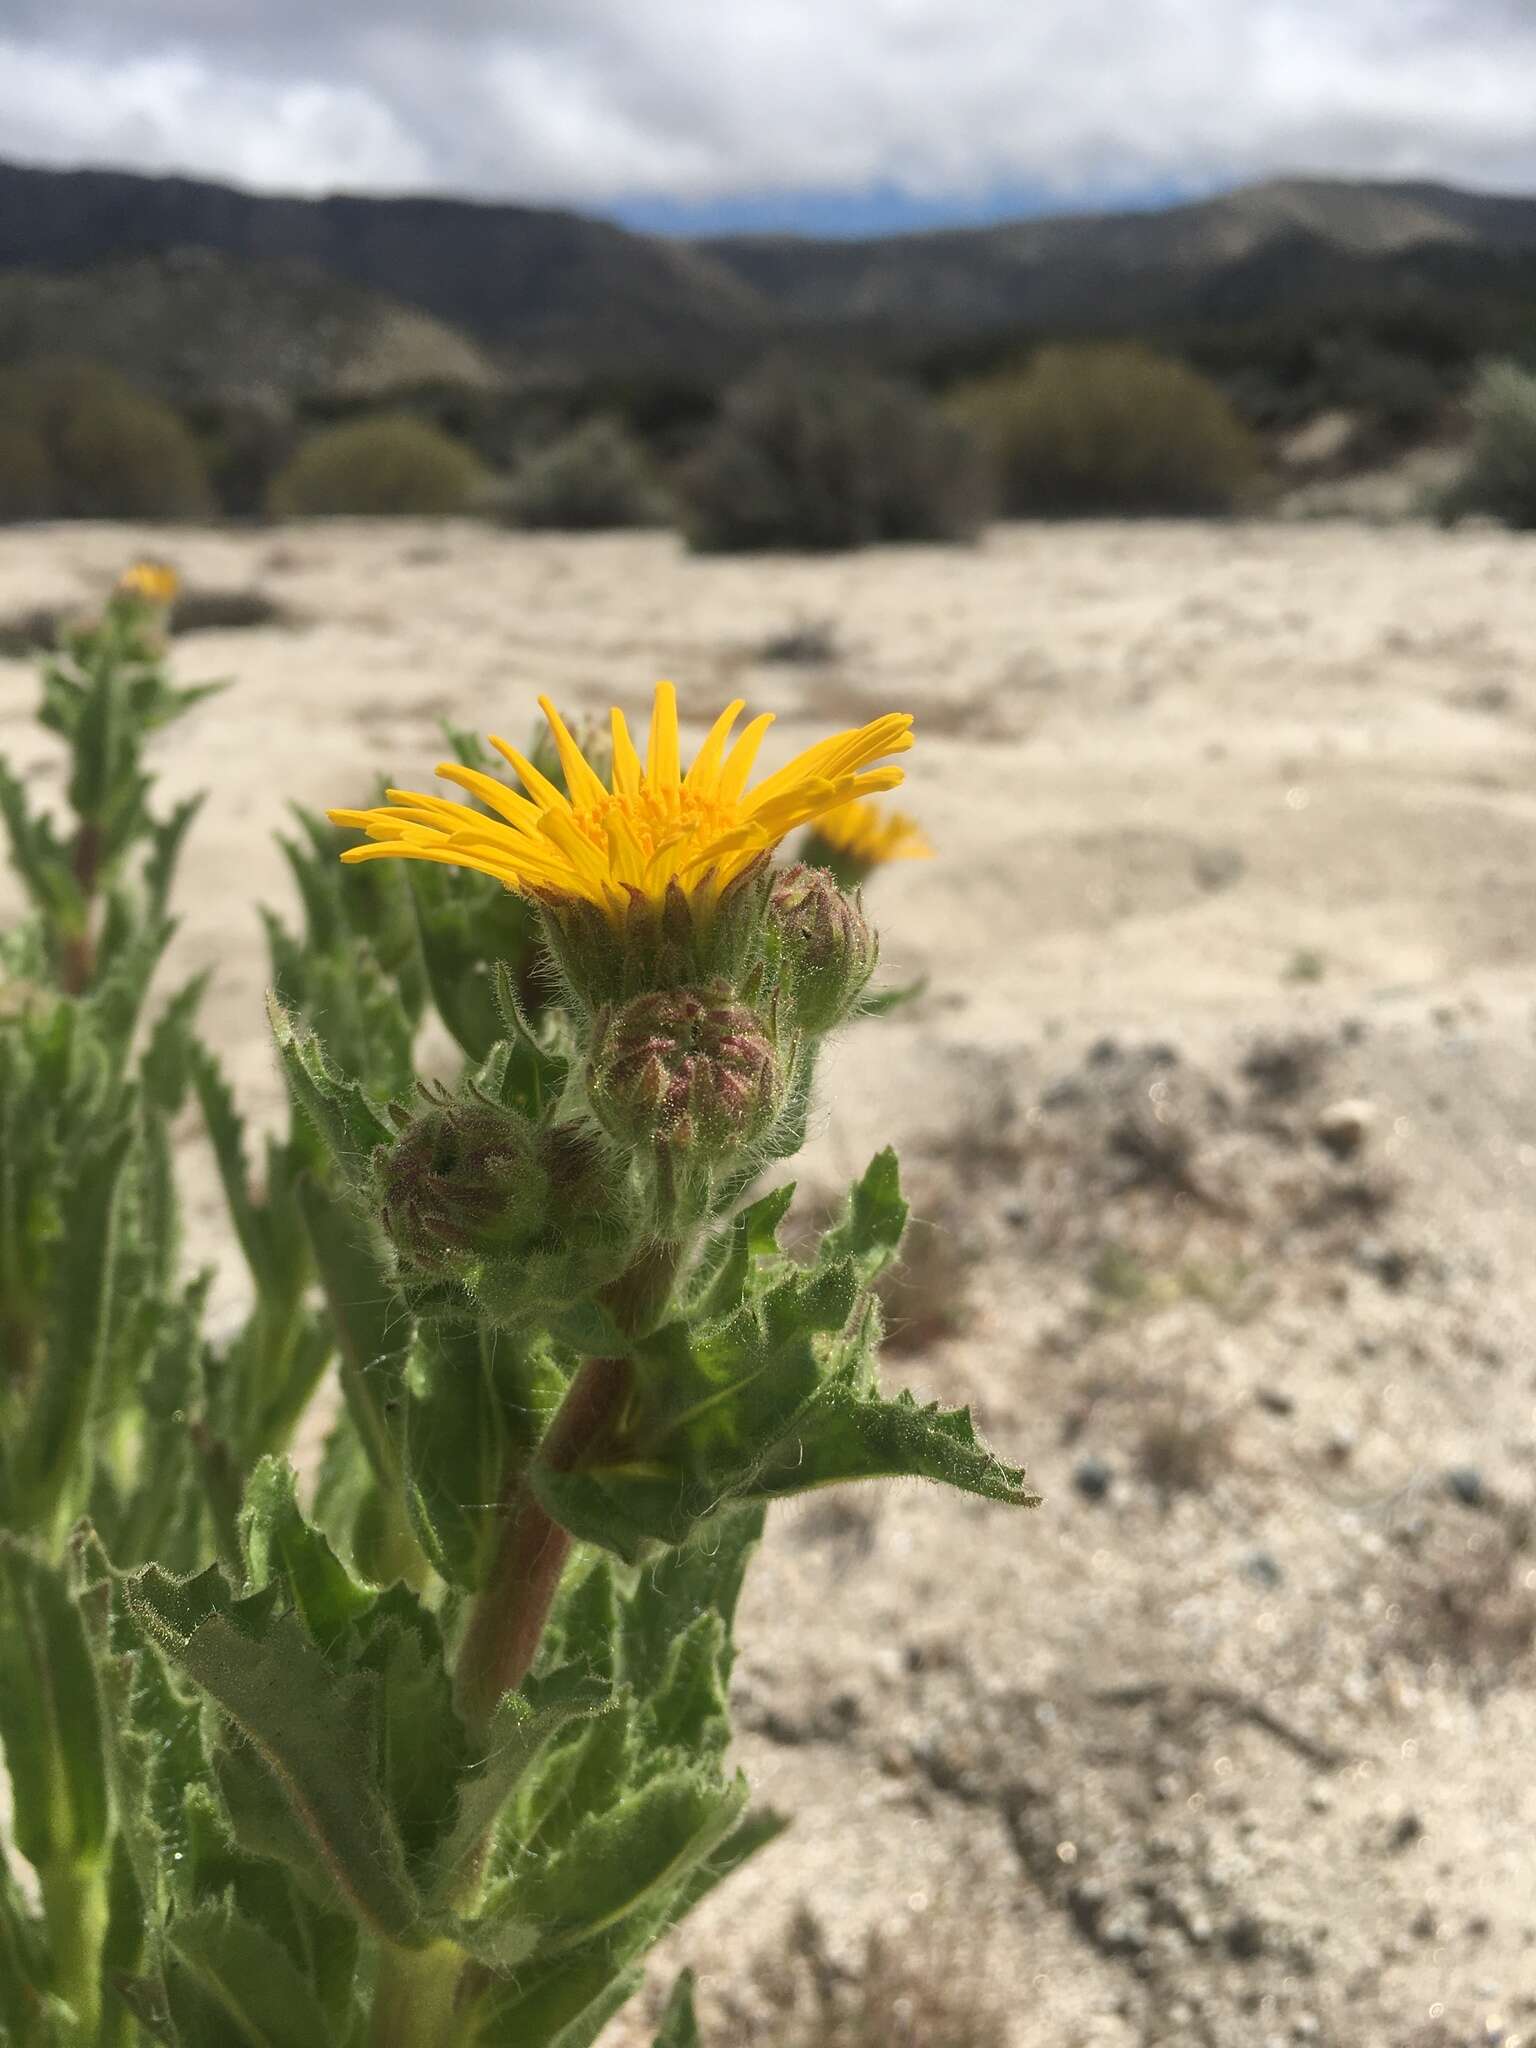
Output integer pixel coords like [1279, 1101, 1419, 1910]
[3, 0, 1535, 207]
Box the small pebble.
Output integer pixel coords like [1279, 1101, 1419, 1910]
[1446, 1465, 1486, 1509]
[1243, 1550, 1284, 1589]
[1073, 1456, 1114, 1503]
[1316, 1096, 1377, 1160]
[1389, 1810, 1424, 1852]
[1226, 1912, 1267, 1959]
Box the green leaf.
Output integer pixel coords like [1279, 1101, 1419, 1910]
[685, 1182, 796, 1322]
[665, 1806, 788, 1926]
[7, 1116, 135, 1540]
[145, 794, 204, 920]
[240, 1461, 374, 1646]
[121, 1565, 421, 1942]
[528, 1254, 854, 1561]
[635, 1614, 730, 1760]
[652, 1972, 699, 2048]
[754, 1329, 1044, 1508]
[403, 862, 540, 1067]
[399, 1320, 506, 1593]
[167, 1901, 335, 2048]
[543, 1555, 619, 1691]
[856, 974, 928, 1017]
[508, 1766, 748, 1953]
[479, 1946, 641, 2048]
[139, 971, 211, 1116]
[424, 1671, 613, 1915]
[0, 1540, 108, 1875]
[349, 1592, 468, 1886]
[816, 1146, 907, 1283]
[0, 754, 78, 927]
[619, 1505, 762, 1701]
[267, 999, 395, 1176]
[531, 1154, 1035, 1559]
[98, 1836, 147, 2048]
[0, 1538, 107, 1869]
[189, 1047, 270, 1293]
[0, 1853, 49, 2037]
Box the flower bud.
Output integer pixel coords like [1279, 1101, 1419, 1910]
[376, 1100, 548, 1274]
[768, 863, 878, 1035]
[586, 984, 779, 1162]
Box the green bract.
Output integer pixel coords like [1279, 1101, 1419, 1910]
[0, 595, 1034, 2047]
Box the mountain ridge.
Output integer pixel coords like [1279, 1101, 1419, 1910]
[2, 158, 1535, 384]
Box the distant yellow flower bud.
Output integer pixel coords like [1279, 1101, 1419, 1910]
[116, 560, 180, 607]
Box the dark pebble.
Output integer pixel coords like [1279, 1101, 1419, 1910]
[1242, 1550, 1284, 1589]
[1446, 1466, 1485, 1509]
[1073, 1457, 1114, 1503]
[1225, 1914, 1266, 1960]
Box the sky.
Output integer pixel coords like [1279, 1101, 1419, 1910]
[2, 1, 1535, 236]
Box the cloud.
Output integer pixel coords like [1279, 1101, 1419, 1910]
[4, 0, 1536, 212]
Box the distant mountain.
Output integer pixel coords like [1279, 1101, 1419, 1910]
[701, 178, 1536, 330]
[2, 159, 1535, 389]
[0, 161, 763, 377]
[0, 247, 500, 405]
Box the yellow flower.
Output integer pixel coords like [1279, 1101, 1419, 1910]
[808, 797, 932, 869]
[116, 560, 180, 605]
[330, 682, 913, 921]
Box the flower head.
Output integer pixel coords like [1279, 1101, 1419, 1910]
[805, 797, 932, 871]
[329, 682, 912, 925]
[116, 560, 180, 606]
[769, 864, 878, 1033]
[586, 984, 780, 1162]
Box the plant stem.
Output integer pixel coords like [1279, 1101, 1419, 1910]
[59, 822, 102, 996]
[368, 1939, 465, 2048]
[454, 1354, 630, 1739]
[38, 1854, 107, 2035]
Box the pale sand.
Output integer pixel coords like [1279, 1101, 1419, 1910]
[3, 518, 1535, 2044]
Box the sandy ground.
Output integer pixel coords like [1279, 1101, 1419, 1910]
[3, 517, 1536, 2047]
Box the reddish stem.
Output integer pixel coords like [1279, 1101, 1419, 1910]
[454, 1354, 630, 1737]
[60, 823, 102, 995]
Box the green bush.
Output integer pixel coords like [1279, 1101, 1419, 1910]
[950, 343, 1261, 516]
[1437, 359, 1536, 529]
[269, 412, 484, 517]
[501, 417, 668, 530]
[681, 359, 988, 553]
[0, 360, 212, 519]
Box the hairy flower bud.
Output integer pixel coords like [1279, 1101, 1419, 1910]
[768, 864, 878, 1035]
[376, 1100, 548, 1274]
[586, 984, 779, 1162]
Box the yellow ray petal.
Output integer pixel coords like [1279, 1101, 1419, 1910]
[487, 735, 571, 815]
[717, 712, 776, 803]
[611, 707, 644, 795]
[537, 696, 610, 810]
[435, 763, 545, 831]
[682, 698, 745, 795]
[646, 680, 680, 788]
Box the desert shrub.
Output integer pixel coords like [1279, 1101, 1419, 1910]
[189, 393, 297, 517]
[268, 412, 484, 517]
[681, 359, 988, 553]
[1436, 359, 1536, 528]
[501, 417, 668, 530]
[0, 360, 211, 519]
[0, 419, 54, 522]
[950, 342, 1261, 516]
